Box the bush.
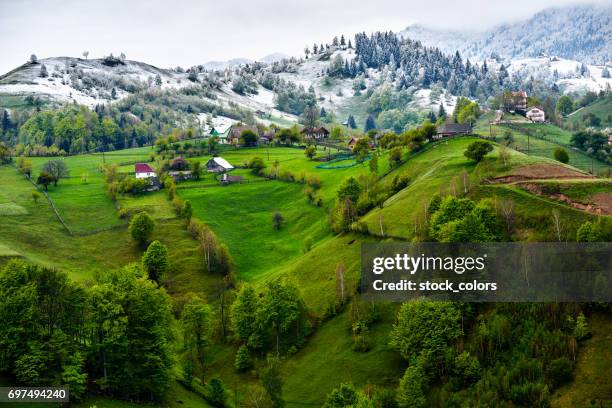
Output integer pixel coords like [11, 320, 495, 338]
[453, 352, 481, 386]
[142, 240, 169, 282]
[234, 345, 251, 372]
[464, 140, 493, 162]
[546, 357, 572, 387]
[118, 177, 150, 195]
[272, 212, 284, 230]
[129, 212, 155, 246]
[553, 148, 569, 164]
[248, 156, 266, 175]
[206, 377, 227, 407]
[391, 174, 410, 193]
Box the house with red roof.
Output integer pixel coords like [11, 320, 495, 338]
[135, 163, 156, 179]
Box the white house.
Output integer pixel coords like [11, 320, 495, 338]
[526, 107, 546, 123]
[206, 157, 234, 173]
[135, 163, 156, 179]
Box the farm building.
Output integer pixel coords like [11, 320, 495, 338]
[506, 91, 528, 113]
[220, 174, 244, 185]
[135, 163, 156, 179]
[348, 137, 374, 150]
[168, 170, 193, 181]
[301, 126, 330, 141]
[434, 123, 472, 139]
[227, 124, 258, 145]
[526, 107, 546, 122]
[260, 129, 276, 144]
[206, 157, 234, 173]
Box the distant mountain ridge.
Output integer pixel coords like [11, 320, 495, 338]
[201, 53, 289, 70]
[401, 4, 612, 64]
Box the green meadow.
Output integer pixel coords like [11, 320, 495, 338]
[1, 133, 611, 407]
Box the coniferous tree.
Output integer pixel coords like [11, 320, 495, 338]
[364, 114, 377, 132]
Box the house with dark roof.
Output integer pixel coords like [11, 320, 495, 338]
[227, 124, 258, 145]
[507, 91, 528, 113]
[134, 163, 156, 179]
[220, 174, 244, 185]
[435, 123, 472, 139]
[301, 126, 330, 141]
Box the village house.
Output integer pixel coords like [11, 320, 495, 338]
[206, 157, 234, 173]
[347, 137, 374, 150]
[301, 126, 330, 142]
[134, 163, 156, 179]
[227, 124, 258, 145]
[168, 170, 193, 181]
[526, 106, 546, 123]
[220, 174, 244, 185]
[434, 123, 472, 139]
[260, 129, 276, 144]
[506, 91, 528, 113]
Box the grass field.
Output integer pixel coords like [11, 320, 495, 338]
[2, 135, 611, 407]
[473, 118, 611, 176]
[552, 312, 612, 408]
[179, 179, 330, 281]
[563, 95, 612, 130]
[361, 137, 534, 238]
[26, 147, 155, 234]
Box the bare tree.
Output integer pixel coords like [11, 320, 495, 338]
[461, 170, 470, 194]
[500, 199, 515, 235]
[200, 228, 217, 273]
[336, 262, 346, 304]
[551, 209, 563, 241]
[499, 144, 511, 166]
[82, 50, 89, 60]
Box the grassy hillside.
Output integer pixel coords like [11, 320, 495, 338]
[552, 312, 612, 408]
[179, 180, 329, 281]
[564, 95, 612, 129]
[474, 118, 611, 176]
[1, 135, 611, 407]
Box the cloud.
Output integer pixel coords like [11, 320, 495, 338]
[0, 0, 610, 74]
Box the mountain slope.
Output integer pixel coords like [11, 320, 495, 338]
[401, 4, 612, 64]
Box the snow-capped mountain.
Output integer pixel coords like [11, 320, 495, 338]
[0, 56, 186, 106]
[401, 4, 612, 64]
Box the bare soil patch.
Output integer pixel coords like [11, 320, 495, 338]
[492, 164, 592, 183]
[516, 182, 612, 215]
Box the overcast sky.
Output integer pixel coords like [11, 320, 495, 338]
[0, 0, 610, 74]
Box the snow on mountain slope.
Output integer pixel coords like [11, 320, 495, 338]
[0, 56, 298, 124]
[401, 4, 612, 64]
[501, 56, 612, 93]
[0, 57, 186, 106]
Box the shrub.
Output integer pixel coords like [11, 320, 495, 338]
[303, 237, 314, 252]
[464, 140, 493, 162]
[553, 147, 569, 164]
[206, 377, 227, 407]
[118, 177, 150, 195]
[546, 357, 572, 387]
[453, 352, 481, 386]
[234, 345, 251, 372]
[272, 212, 284, 230]
[129, 212, 155, 246]
[248, 156, 266, 175]
[142, 240, 168, 282]
[307, 174, 322, 189]
[391, 174, 410, 193]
